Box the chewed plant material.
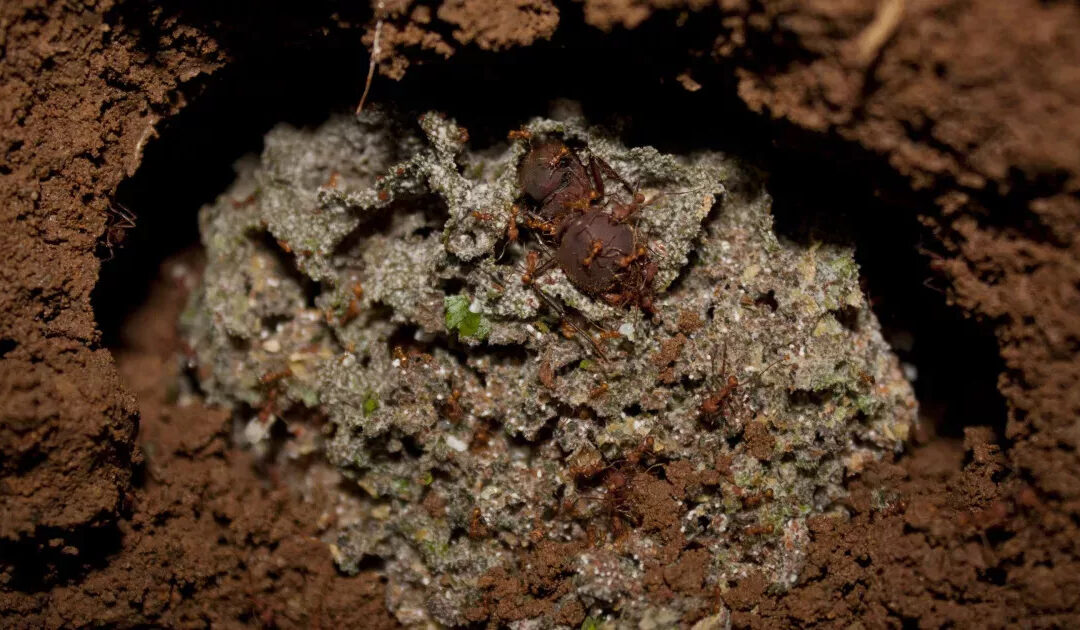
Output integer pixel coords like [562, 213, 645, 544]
[182, 107, 916, 627]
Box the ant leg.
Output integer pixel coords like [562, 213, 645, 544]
[592, 156, 656, 224]
[632, 186, 709, 216]
[523, 210, 560, 236]
[602, 292, 630, 308]
[478, 268, 508, 294]
[592, 155, 638, 200]
[532, 256, 556, 280]
[745, 353, 789, 386]
[529, 230, 559, 257]
[645, 241, 669, 266]
[525, 233, 612, 355]
[610, 199, 641, 224]
[530, 285, 607, 360]
[557, 145, 600, 208]
[564, 145, 595, 183]
[720, 340, 728, 380]
[584, 155, 606, 202]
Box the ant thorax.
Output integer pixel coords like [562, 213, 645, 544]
[183, 106, 917, 627]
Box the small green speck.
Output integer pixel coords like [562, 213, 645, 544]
[855, 394, 878, 414]
[581, 617, 602, 630]
[178, 300, 201, 329]
[293, 385, 320, 407]
[422, 539, 450, 561]
[363, 394, 379, 417]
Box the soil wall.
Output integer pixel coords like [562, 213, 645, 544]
[1, 1, 1078, 627]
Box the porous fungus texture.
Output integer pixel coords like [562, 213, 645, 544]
[184, 107, 915, 626]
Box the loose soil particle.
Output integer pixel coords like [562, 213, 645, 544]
[1, 0, 1079, 627]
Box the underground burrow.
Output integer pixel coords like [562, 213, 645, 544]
[92, 17, 1008, 627]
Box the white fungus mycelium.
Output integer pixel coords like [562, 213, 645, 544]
[182, 106, 915, 627]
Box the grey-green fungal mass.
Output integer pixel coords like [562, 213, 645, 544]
[183, 106, 916, 627]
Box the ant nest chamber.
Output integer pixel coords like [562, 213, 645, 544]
[182, 106, 915, 627]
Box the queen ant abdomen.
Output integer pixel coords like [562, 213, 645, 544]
[557, 211, 635, 296]
[518, 140, 594, 222]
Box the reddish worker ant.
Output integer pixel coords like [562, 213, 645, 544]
[699, 342, 788, 426]
[562, 436, 661, 544]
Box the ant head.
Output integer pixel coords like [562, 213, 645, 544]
[604, 468, 627, 491]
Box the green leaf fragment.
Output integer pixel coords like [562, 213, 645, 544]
[445, 294, 469, 329]
[444, 294, 491, 340]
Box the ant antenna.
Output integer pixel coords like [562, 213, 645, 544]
[592, 155, 637, 200]
[710, 339, 787, 386]
[745, 353, 789, 387]
[643, 461, 665, 475]
[642, 184, 710, 206]
[477, 268, 507, 294]
[710, 339, 728, 381]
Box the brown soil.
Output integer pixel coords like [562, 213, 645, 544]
[3, 249, 399, 628]
[2, 0, 1078, 628]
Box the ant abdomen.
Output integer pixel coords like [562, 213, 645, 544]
[557, 211, 635, 296]
[518, 140, 584, 203]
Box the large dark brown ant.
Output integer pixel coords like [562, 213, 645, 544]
[514, 138, 658, 315]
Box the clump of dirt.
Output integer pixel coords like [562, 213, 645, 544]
[365, 0, 559, 79]
[1, 0, 1079, 628]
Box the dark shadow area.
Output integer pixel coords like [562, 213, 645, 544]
[765, 135, 1008, 441]
[0, 525, 124, 592]
[94, 17, 370, 347]
[94, 1, 1007, 443]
